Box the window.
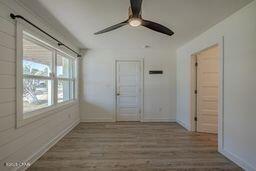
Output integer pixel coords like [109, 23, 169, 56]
[57, 53, 75, 103]
[23, 36, 54, 113]
[19, 31, 77, 121]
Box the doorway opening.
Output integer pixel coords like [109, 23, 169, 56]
[191, 44, 220, 134]
[115, 60, 143, 121]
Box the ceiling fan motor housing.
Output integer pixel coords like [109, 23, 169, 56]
[128, 6, 142, 19]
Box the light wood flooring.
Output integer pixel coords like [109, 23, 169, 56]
[28, 122, 242, 171]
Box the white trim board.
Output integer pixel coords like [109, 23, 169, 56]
[17, 120, 79, 171]
[81, 118, 176, 123]
[81, 118, 115, 122]
[176, 119, 190, 130]
[142, 118, 176, 122]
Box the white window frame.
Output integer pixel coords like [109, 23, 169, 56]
[16, 23, 78, 128]
[56, 52, 76, 103]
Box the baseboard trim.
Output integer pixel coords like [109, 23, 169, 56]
[81, 118, 115, 122]
[219, 149, 256, 171]
[176, 119, 190, 130]
[81, 118, 176, 122]
[142, 118, 176, 122]
[18, 120, 80, 171]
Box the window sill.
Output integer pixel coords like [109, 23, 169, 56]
[16, 100, 79, 128]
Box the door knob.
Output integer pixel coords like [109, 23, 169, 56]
[116, 93, 120, 96]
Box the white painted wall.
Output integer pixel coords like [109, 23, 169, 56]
[80, 49, 176, 122]
[176, 1, 256, 170]
[0, 0, 80, 170]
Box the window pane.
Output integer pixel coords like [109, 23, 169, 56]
[58, 80, 70, 103]
[70, 60, 75, 79]
[57, 54, 69, 78]
[23, 38, 53, 77]
[70, 80, 74, 99]
[23, 79, 52, 113]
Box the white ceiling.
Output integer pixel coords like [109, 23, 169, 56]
[19, 0, 253, 50]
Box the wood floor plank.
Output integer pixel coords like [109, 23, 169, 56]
[27, 122, 242, 171]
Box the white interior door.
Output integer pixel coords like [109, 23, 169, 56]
[197, 45, 219, 133]
[116, 61, 141, 121]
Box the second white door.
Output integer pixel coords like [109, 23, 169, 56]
[116, 61, 141, 121]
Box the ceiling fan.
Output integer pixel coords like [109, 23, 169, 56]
[94, 0, 174, 36]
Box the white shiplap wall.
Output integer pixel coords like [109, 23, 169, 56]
[0, 0, 80, 170]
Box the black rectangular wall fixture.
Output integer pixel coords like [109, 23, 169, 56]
[149, 70, 163, 74]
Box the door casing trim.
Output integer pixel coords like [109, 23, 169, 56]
[189, 37, 224, 152]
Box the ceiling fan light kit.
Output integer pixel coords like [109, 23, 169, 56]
[129, 18, 142, 27]
[94, 0, 174, 37]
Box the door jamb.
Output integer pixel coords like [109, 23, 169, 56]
[114, 59, 144, 122]
[189, 37, 224, 152]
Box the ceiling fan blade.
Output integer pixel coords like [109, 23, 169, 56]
[130, 0, 142, 17]
[142, 20, 174, 36]
[94, 20, 128, 35]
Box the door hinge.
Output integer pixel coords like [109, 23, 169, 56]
[195, 62, 198, 67]
[194, 90, 197, 94]
[194, 117, 197, 121]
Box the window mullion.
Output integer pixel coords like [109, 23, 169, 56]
[23, 75, 52, 80]
[57, 77, 71, 81]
